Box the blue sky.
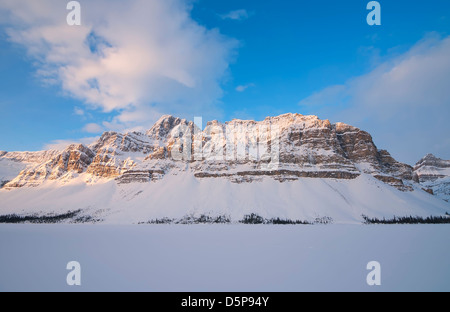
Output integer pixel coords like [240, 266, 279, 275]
[0, 0, 449, 164]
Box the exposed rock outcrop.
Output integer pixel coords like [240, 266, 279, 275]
[116, 169, 166, 184]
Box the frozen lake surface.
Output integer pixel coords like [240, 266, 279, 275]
[0, 224, 449, 292]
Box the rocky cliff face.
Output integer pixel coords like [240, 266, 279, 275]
[414, 154, 450, 202]
[85, 131, 153, 178]
[1, 113, 417, 191]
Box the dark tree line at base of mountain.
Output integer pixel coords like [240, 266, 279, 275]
[0, 180, 9, 188]
[2, 211, 448, 224]
[0, 210, 99, 224]
[240, 213, 311, 225]
[362, 213, 450, 224]
[140, 214, 333, 225]
[240, 214, 334, 225]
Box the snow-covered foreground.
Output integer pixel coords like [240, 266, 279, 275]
[0, 224, 449, 292]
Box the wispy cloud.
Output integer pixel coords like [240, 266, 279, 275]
[83, 123, 104, 134]
[74, 107, 85, 116]
[220, 9, 252, 21]
[236, 83, 255, 92]
[299, 34, 450, 164]
[0, 0, 238, 132]
[43, 137, 99, 151]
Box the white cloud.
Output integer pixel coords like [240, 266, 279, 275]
[0, 0, 237, 130]
[83, 123, 104, 134]
[236, 83, 255, 92]
[220, 9, 251, 21]
[299, 34, 450, 164]
[43, 137, 99, 151]
[74, 107, 85, 116]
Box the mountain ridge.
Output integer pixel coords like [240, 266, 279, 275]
[1, 113, 415, 189]
[0, 113, 448, 223]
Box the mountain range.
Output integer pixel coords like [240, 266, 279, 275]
[0, 113, 448, 224]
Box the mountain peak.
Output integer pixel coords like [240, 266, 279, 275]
[415, 153, 450, 169]
[146, 115, 188, 139]
[66, 143, 89, 151]
[413, 154, 450, 202]
[155, 114, 177, 123]
[423, 153, 438, 160]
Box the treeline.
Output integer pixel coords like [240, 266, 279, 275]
[140, 213, 332, 225]
[240, 214, 333, 225]
[240, 213, 311, 225]
[0, 210, 96, 224]
[141, 215, 231, 225]
[362, 214, 450, 225]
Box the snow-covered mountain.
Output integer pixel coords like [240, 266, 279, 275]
[414, 154, 450, 202]
[0, 113, 448, 224]
[0, 150, 60, 188]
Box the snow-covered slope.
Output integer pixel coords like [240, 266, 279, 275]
[0, 171, 447, 224]
[0, 114, 448, 223]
